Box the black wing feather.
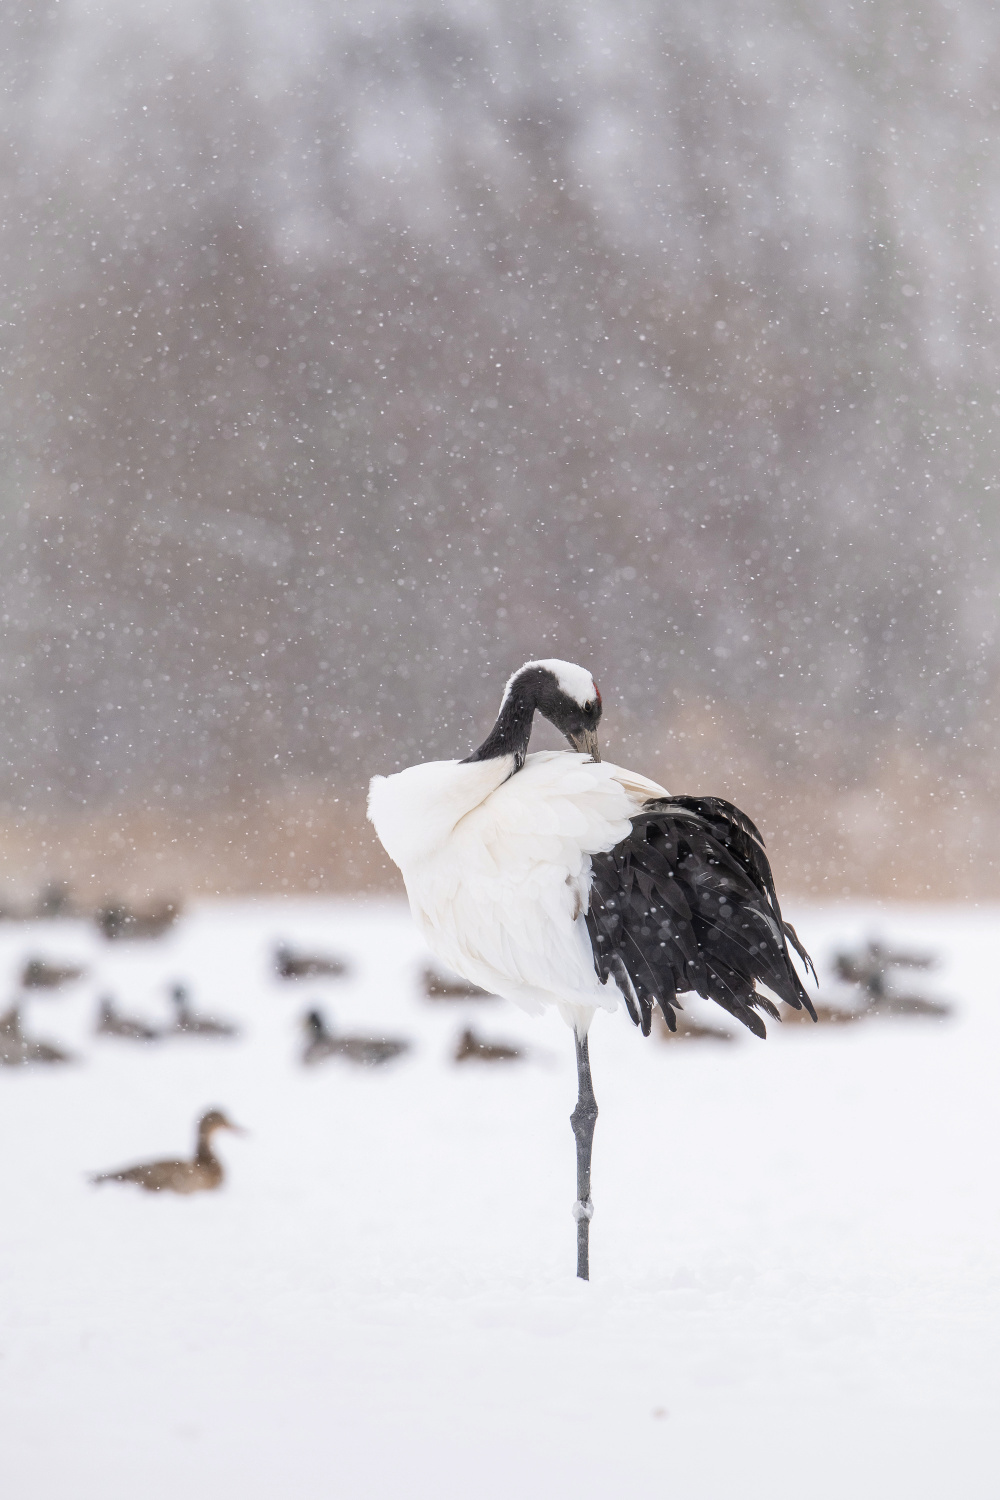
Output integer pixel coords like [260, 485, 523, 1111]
[664, 796, 818, 985]
[585, 795, 816, 1039]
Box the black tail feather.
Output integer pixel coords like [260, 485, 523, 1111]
[586, 795, 816, 1039]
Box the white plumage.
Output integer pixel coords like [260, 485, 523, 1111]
[368, 658, 814, 1280]
[368, 748, 667, 1031]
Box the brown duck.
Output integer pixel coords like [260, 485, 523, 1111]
[168, 983, 240, 1037]
[832, 939, 950, 1017]
[275, 945, 348, 980]
[20, 957, 85, 990]
[91, 1109, 243, 1194]
[95, 995, 160, 1041]
[302, 1008, 409, 1067]
[422, 967, 496, 1001]
[453, 1027, 524, 1063]
[653, 1011, 735, 1043]
[0, 1004, 75, 1066]
[780, 1000, 866, 1025]
[95, 899, 180, 942]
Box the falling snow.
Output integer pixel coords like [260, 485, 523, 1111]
[1, 2, 999, 897]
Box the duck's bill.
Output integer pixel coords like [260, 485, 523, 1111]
[566, 728, 601, 762]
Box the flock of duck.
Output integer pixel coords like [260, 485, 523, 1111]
[0, 889, 950, 1197]
[0, 904, 546, 1193]
[0, 937, 529, 1071]
[1, 979, 242, 1064]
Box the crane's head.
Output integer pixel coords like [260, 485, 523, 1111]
[503, 660, 602, 761]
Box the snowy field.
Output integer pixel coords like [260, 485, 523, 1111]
[0, 897, 996, 1499]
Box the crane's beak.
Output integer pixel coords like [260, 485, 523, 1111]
[566, 728, 601, 762]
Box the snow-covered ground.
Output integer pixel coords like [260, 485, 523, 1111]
[0, 898, 996, 1499]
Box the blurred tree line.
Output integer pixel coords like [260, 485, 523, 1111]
[1, 0, 999, 894]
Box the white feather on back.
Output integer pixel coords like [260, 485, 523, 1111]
[367, 756, 511, 868]
[368, 750, 669, 1024]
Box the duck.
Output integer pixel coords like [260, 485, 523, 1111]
[167, 983, 240, 1038]
[274, 944, 348, 980]
[301, 1008, 410, 1067]
[95, 899, 180, 942]
[34, 880, 75, 919]
[0, 1004, 75, 1065]
[95, 995, 160, 1041]
[653, 1011, 735, 1043]
[832, 938, 949, 1015]
[91, 1109, 243, 1193]
[780, 1000, 866, 1025]
[422, 967, 496, 1001]
[20, 957, 85, 990]
[453, 1027, 524, 1063]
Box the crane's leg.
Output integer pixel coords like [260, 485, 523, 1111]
[570, 1029, 598, 1280]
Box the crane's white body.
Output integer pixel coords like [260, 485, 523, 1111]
[368, 749, 668, 1031]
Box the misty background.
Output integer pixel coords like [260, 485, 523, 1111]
[1, 0, 998, 901]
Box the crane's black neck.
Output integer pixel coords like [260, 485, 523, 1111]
[462, 682, 536, 769]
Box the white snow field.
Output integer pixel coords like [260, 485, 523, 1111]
[0, 898, 996, 1500]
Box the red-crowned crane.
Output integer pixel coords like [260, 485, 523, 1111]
[368, 659, 815, 1279]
